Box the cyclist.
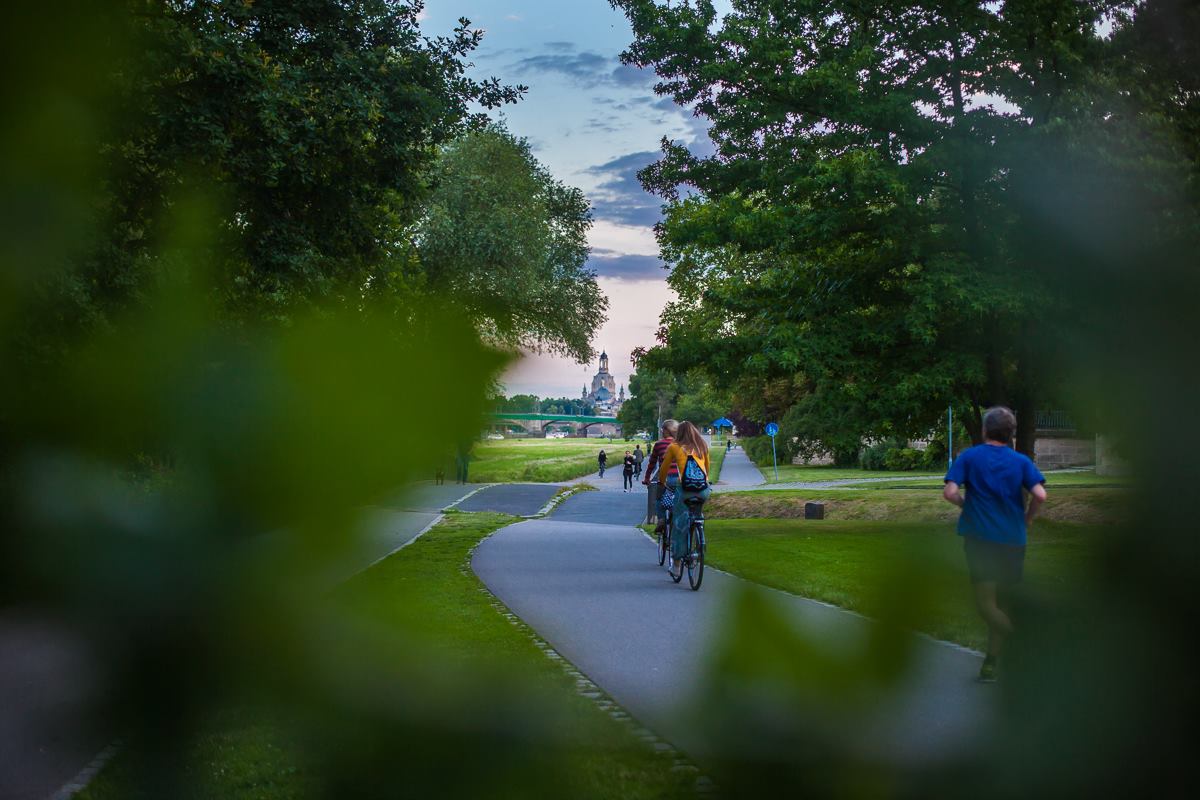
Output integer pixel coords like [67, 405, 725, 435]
[643, 419, 678, 528]
[659, 421, 711, 569]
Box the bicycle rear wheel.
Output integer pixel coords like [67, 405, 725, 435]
[687, 521, 705, 590]
[671, 551, 684, 583]
[657, 525, 667, 566]
[667, 509, 683, 582]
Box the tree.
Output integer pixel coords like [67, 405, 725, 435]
[417, 125, 608, 362]
[618, 368, 680, 434]
[611, 0, 1192, 456]
[87, 0, 523, 330]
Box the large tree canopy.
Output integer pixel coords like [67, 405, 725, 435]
[91, 0, 523, 326]
[417, 126, 607, 362]
[613, 0, 1200, 455]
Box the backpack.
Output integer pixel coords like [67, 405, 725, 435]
[681, 453, 709, 492]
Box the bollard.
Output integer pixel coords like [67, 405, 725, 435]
[804, 502, 825, 520]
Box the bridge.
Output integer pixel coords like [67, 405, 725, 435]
[488, 412, 623, 436]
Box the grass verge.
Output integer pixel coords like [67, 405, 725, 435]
[81, 512, 694, 799]
[703, 517, 1109, 652]
[708, 486, 1129, 526]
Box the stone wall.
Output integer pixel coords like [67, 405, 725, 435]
[1034, 435, 1095, 469]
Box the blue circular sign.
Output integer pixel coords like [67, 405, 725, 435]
[765, 422, 779, 437]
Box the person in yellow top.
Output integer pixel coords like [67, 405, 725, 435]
[658, 421, 712, 568]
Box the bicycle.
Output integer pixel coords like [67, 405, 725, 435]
[656, 504, 670, 567]
[681, 498, 705, 590]
[666, 499, 705, 589]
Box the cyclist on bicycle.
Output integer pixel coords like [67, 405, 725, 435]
[658, 421, 711, 568]
[643, 419, 678, 530]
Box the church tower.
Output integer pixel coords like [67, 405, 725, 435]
[587, 350, 619, 413]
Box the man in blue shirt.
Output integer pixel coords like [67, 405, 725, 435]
[944, 407, 1048, 682]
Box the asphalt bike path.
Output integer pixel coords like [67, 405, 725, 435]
[473, 469, 996, 765]
[712, 446, 764, 488]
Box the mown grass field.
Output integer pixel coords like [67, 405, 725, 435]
[752, 463, 944, 484]
[849, 469, 1130, 489]
[81, 512, 695, 800]
[468, 437, 625, 483]
[468, 437, 727, 484]
[704, 517, 1111, 652]
[709, 485, 1129, 526]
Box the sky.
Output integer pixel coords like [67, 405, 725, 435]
[419, 1, 719, 399]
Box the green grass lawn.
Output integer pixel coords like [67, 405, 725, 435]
[467, 437, 727, 485]
[710, 486, 1129, 526]
[707, 445, 726, 483]
[468, 438, 623, 483]
[756, 464, 943, 484]
[704, 517, 1109, 652]
[81, 512, 695, 800]
[856, 469, 1130, 489]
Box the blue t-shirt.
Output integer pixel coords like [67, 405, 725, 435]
[945, 444, 1046, 546]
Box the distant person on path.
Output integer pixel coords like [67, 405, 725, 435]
[633, 445, 644, 478]
[660, 421, 711, 568]
[943, 406, 1047, 683]
[622, 450, 635, 491]
[598, 449, 607, 478]
[455, 443, 472, 484]
[643, 419, 679, 528]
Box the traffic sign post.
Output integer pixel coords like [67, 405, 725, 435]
[765, 422, 779, 481]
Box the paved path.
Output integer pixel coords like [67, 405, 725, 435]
[456, 483, 560, 516]
[551, 487, 646, 526]
[0, 612, 109, 800]
[473, 517, 994, 765]
[384, 482, 484, 512]
[714, 446, 764, 487]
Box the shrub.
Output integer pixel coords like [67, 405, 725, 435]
[883, 447, 925, 471]
[860, 439, 926, 471]
[859, 441, 891, 471]
[741, 436, 777, 468]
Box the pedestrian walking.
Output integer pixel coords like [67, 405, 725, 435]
[622, 450, 635, 491]
[598, 449, 607, 478]
[455, 442, 472, 484]
[943, 406, 1047, 683]
[642, 419, 678, 526]
[633, 445, 644, 478]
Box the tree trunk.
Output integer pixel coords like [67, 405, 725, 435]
[963, 397, 984, 446]
[1015, 393, 1038, 459]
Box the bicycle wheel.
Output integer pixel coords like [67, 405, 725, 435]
[657, 524, 667, 566]
[687, 520, 705, 591]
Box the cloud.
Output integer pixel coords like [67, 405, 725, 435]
[511, 50, 656, 90]
[586, 151, 663, 227]
[513, 51, 611, 83]
[505, 14, 522, 21]
[588, 249, 666, 279]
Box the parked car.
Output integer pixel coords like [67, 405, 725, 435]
[546, 431, 568, 439]
[486, 433, 505, 440]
